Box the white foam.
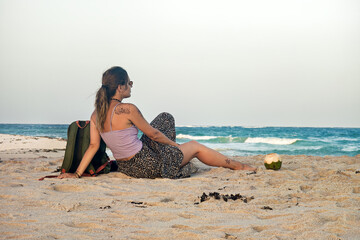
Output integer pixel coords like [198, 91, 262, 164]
[333, 137, 358, 142]
[176, 134, 217, 140]
[342, 146, 360, 152]
[245, 137, 299, 145]
[309, 137, 359, 143]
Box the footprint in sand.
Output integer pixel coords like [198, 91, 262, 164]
[178, 213, 197, 219]
[52, 184, 86, 192]
[258, 213, 292, 220]
[0, 194, 16, 199]
[300, 185, 313, 193]
[9, 183, 24, 187]
[52, 202, 81, 212]
[171, 224, 192, 230]
[353, 187, 360, 193]
[160, 197, 174, 203]
[64, 222, 111, 231]
[252, 225, 270, 232]
[105, 192, 136, 197]
[282, 223, 300, 231]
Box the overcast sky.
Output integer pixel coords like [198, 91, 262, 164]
[0, 0, 359, 127]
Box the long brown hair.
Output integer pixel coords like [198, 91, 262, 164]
[95, 66, 129, 131]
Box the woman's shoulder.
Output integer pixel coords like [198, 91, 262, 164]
[113, 103, 140, 115]
[90, 110, 97, 122]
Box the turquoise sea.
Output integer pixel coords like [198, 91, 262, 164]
[0, 124, 359, 157]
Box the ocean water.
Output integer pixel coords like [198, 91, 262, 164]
[0, 124, 359, 157]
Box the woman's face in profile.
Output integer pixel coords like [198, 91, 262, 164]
[123, 78, 133, 98]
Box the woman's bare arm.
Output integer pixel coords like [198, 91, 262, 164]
[127, 104, 179, 147]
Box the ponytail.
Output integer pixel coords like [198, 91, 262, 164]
[95, 86, 109, 132]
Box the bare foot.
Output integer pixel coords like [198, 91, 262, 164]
[235, 163, 257, 171]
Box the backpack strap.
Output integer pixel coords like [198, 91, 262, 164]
[95, 158, 111, 174]
[38, 175, 58, 181]
[76, 120, 89, 129]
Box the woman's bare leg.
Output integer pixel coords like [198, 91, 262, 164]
[178, 141, 257, 171]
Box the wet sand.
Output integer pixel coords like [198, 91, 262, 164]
[0, 133, 359, 239]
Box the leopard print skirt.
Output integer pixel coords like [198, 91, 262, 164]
[116, 112, 197, 179]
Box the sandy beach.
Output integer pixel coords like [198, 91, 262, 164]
[0, 133, 359, 239]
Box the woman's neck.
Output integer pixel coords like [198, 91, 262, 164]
[111, 98, 122, 103]
[111, 92, 123, 102]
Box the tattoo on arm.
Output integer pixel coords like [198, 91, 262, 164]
[225, 158, 231, 165]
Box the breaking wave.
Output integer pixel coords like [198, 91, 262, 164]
[245, 137, 299, 145]
[176, 134, 218, 140]
[177, 134, 299, 145]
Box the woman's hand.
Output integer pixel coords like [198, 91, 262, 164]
[57, 173, 77, 179]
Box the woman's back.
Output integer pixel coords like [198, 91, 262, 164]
[100, 101, 143, 160]
[102, 102, 133, 133]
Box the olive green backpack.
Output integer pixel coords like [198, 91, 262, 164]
[60, 120, 110, 175]
[39, 121, 115, 180]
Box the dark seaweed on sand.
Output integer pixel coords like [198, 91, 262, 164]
[197, 192, 254, 204]
[261, 206, 273, 210]
[99, 205, 111, 209]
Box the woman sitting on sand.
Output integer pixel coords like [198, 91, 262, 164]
[59, 66, 256, 179]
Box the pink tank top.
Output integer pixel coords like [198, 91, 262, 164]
[100, 103, 143, 159]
